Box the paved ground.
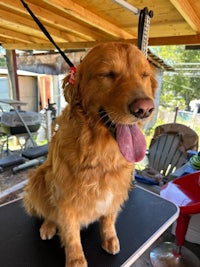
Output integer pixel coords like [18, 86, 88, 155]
[0, 165, 34, 205]
[0, 168, 29, 192]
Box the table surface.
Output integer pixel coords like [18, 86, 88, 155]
[0, 186, 179, 267]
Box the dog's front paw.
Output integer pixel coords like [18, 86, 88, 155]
[40, 220, 57, 240]
[102, 236, 120, 255]
[66, 255, 88, 267]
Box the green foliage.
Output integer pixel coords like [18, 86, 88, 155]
[0, 56, 6, 67]
[151, 45, 200, 110]
[0, 46, 6, 67]
[144, 117, 200, 151]
[147, 46, 200, 151]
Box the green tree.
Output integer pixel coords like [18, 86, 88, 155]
[151, 46, 200, 111]
[0, 46, 6, 67]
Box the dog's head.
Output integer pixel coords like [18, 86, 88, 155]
[63, 42, 157, 162]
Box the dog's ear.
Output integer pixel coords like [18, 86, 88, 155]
[62, 74, 74, 103]
[62, 71, 80, 105]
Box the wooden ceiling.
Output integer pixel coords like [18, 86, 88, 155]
[0, 0, 200, 51]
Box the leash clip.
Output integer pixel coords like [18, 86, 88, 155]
[69, 66, 76, 85]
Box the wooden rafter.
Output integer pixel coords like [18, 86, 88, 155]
[2, 34, 200, 50]
[0, 9, 71, 43]
[27, 0, 135, 39]
[0, 1, 95, 42]
[0, 28, 46, 44]
[170, 0, 200, 33]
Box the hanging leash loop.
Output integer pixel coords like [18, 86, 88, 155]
[20, 0, 76, 81]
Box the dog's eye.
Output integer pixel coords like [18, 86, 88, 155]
[141, 72, 149, 78]
[99, 71, 118, 79]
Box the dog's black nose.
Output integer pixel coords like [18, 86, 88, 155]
[129, 98, 155, 119]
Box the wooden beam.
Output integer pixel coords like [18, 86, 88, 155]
[0, 19, 51, 42]
[27, 0, 134, 39]
[2, 0, 133, 40]
[2, 34, 200, 50]
[170, 0, 200, 33]
[0, 7, 80, 43]
[2, 41, 100, 50]
[0, 27, 47, 44]
[0, 0, 102, 41]
[149, 34, 200, 46]
[5, 50, 20, 100]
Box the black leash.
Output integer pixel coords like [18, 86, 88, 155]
[20, 0, 75, 69]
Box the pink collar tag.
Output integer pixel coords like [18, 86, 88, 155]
[69, 66, 76, 84]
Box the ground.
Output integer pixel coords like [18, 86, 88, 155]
[0, 166, 34, 205]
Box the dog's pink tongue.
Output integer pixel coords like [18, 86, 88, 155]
[116, 124, 146, 163]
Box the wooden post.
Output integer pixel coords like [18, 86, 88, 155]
[5, 50, 20, 100]
[174, 106, 179, 123]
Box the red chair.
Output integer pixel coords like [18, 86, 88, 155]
[150, 171, 200, 267]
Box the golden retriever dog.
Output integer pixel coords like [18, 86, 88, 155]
[24, 42, 157, 267]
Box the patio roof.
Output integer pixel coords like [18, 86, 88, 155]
[0, 0, 199, 51]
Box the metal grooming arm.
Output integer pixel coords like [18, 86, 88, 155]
[138, 7, 154, 57]
[113, 0, 140, 15]
[113, 0, 153, 56]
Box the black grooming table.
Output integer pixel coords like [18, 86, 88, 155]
[0, 187, 179, 267]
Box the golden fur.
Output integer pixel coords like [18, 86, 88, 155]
[24, 42, 157, 267]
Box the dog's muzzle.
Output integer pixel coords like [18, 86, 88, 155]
[129, 98, 155, 119]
